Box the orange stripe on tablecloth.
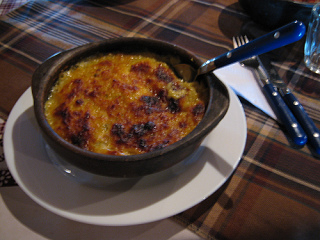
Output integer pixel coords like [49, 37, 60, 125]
[179, 165, 320, 240]
[181, 111, 276, 238]
[237, 158, 320, 209]
[174, 113, 320, 239]
[246, 157, 320, 191]
[218, 179, 320, 240]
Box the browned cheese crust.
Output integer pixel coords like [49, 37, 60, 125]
[45, 53, 207, 155]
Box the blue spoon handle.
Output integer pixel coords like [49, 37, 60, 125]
[199, 21, 306, 74]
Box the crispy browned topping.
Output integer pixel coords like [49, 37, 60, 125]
[45, 53, 207, 155]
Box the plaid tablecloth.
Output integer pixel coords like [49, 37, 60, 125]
[0, 1, 319, 239]
[0, 0, 28, 15]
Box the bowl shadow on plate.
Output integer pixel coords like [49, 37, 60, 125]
[11, 106, 233, 216]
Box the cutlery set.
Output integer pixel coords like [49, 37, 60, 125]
[175, 19, 319, 155]
[233, 35, 320, 155]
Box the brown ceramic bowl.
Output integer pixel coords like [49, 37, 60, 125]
[32, 37, 229, 178]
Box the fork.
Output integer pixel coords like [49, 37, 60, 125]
[233, 36, 307, 146]
[233, 36, 272, 88]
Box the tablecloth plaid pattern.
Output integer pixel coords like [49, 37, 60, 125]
[0, 0, 28, 15]
[0, 1, 319, 239]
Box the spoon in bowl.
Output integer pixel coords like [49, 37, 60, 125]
[174, 20, 306, 82]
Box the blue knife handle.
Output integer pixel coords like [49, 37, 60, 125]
[282, 92, 320, 154]
[263, 83, 307, 146]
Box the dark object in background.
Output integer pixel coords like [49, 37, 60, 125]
[239, 0, 314, 29]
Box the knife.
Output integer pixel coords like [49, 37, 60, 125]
[250, 56, 307, 146]
[259, 55, 320, 155]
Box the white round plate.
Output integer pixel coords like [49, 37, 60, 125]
[4, 85, 246, 226]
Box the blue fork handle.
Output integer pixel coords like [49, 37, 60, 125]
[263, 83, 307, 146]
[200, 21, 306, 73]
[282, 91, 320, 154]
